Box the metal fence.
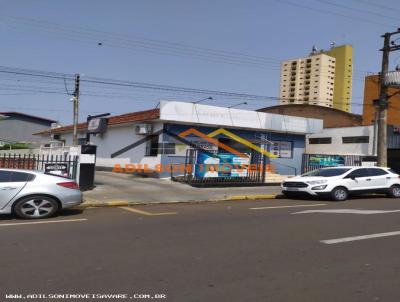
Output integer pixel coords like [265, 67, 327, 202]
[302, 154, 362, 174]
[0, 154, 78, 180]
[181, 149, 268, 187]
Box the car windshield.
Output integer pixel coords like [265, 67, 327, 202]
[302, 168, 351, 177]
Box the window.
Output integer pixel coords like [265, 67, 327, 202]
[342, 136, 369, 144]
[367, 168, 388, 176]
[0, 171, 12, 182]
[77, 138, 86, 145]
[159, 143, 176, 155]
[302, 168, 351, 177]
[345, 168, 370, 178]
[309, 137, 332, 144]
[145, 135, 159, 156]
[0, 171, 35, 183]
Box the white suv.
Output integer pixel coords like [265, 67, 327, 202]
[281, 166, 400, 201]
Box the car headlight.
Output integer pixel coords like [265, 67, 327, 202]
[306, 180, 328, 185]
[311, 185, 328, 190]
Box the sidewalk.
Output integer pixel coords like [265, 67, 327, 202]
[82, 171, 281, 207]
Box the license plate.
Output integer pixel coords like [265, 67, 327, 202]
[285, 187, 299, 191]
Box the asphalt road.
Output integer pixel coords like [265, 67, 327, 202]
[2, 197, 400, 302]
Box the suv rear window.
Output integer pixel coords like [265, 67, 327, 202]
[367, 168, 388, 176]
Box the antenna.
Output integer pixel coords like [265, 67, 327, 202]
[310, 45, 318, 55]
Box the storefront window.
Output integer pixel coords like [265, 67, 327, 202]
[145, 135, 159, 156]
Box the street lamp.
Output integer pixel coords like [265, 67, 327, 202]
[228, 101, 248, 108]
[193, 97, 213, 104]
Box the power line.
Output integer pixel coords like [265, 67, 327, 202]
[1, 15, 282, 64]
[0, 15, 375, 76]
[0, 17, 282, 71]
[0, 65, 371, 110]
[356, 0, 400, 14]
[314, 0, 399, 22]
[277, 0, 393, 28]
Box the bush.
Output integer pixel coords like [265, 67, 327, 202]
[0, 143, 31, 150]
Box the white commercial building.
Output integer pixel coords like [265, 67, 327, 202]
[306, 125, 376, 156]
[36, 101, 324, 177]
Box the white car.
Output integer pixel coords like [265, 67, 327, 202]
[0, 169, 82, 219]
[281, 166, 400, 201]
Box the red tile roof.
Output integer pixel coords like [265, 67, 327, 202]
[34, 108, 160, 135]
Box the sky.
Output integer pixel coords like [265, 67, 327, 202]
[1, 0, 400, 124]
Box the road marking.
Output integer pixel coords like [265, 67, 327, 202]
[120, 207, 177, 216]
[0, 218, 88, 227]
[250, 204, 326, 210]
[321, 231, 400, 244]
[293, 209, 400, 215]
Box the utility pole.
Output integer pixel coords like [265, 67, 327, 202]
[377, 34, 390, 167]
[72, 74, 80, 146]
[376, 29, 400, 167]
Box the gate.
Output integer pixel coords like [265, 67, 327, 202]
[182, 149, 268, 187]
[0, 153, 78, 180]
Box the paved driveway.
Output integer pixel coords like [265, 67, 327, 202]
[84, 171, 280, 203]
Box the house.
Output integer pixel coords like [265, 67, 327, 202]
[35, 101, 324, 178]
[0, 112, 56, 146]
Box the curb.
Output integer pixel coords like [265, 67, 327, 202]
[77, 194, 282, 208]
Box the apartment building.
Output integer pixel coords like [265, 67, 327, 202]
[279, 53, 336, 108]
[322, 45, 353, 112]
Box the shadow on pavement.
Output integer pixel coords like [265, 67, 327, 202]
[0, 208, 84, 221]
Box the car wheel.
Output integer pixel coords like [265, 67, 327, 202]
[14, 195, 59, 219]
[331, 187, 348, 201]
[388, 185, 400, 198]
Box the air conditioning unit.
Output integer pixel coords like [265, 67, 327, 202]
[134, 124, 153, 135]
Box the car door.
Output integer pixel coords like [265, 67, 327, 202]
[344, 168, 371, 191]
[0, 171, 31, 209]
[366, 168, 390, 188]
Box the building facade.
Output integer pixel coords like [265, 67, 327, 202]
[306, 126, 376, 156]
[279, 53, 335, 108]
[279, 45, 353, 112]
[322, 45, 353, 112]
[362, 74, 400, 126]
[304, 125, 400, 173]
[0, 112, 56, 146]
[36, 101, 324, 177]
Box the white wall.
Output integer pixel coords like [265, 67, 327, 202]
[306, 126, 375, 156]
[159, 101, 323, 134]
[0, 119, 52, 145]
[53, 122, 164, 167]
